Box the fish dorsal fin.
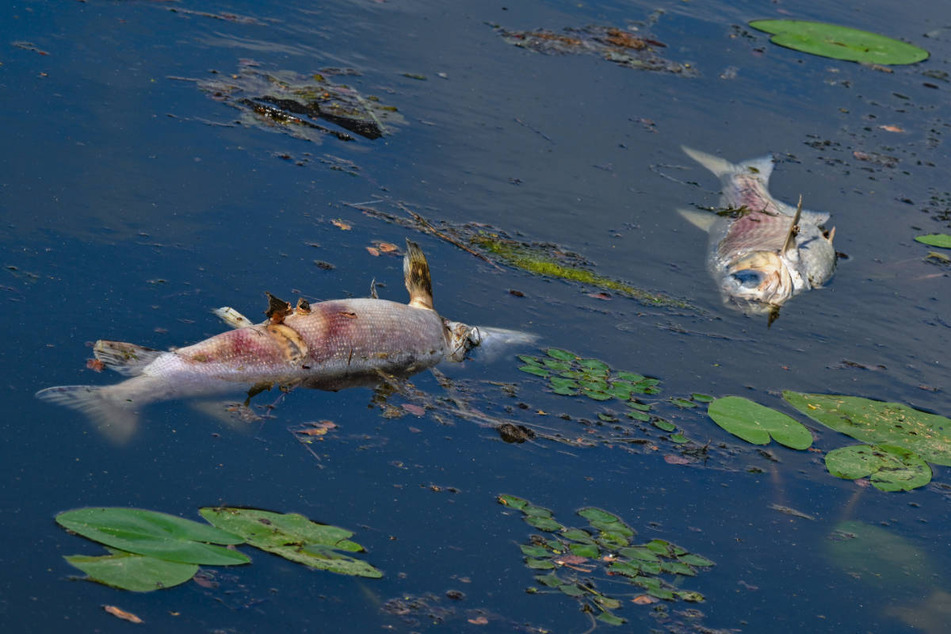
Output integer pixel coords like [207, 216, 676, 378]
[93, 340, 164, 376]
[265, 292, 293, 324]
[404, 239, 434, 310]
[782, 195, 804, 256]
[677, 208, 718, 232]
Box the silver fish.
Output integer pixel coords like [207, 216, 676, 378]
[679, 146, 836, 321]
[36, 241, 493, 443]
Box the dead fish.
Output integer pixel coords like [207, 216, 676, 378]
[36, 241, 488, 443]
[679, 146, 836, 322]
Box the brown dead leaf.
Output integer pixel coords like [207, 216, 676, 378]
[375, 241, 400, 254]
[587, 291, 612, 300]
[401, 403, 425, 416]
[879, 124, 904, 133]
[632, 594, 658, 605]
[664, 455, 691, 465]
[296, 421, 338, 436]
[467, 616, 489, 625]
[554, 554, 589, 566]
[103, 605, 143, 624]
[331, 219, 352, 230]
[366, 246, 381, 257]
[86, 358, 105, 372]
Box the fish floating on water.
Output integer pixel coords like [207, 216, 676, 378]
[679, 146, 836, 321]
[36, 241, 516, 443]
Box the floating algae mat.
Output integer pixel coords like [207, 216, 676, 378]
[196, 67, 405, 143]
[494, 24, 696, 75]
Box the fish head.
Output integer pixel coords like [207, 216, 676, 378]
[721, 250, 797, 313]
[445, 320, 483, 361]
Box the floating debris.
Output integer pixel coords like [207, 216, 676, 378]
[195, 67, 404, 144]
[494, 24, 696, 75]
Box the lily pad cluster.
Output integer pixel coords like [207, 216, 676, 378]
[498, 494, 713, 626]
[57, 507, 381, 592]
[784, 392, 951, 491]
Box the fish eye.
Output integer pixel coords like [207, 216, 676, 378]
[731, 270, 762, 287]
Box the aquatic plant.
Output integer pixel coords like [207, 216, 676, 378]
[57, 507, 381, 592]
[498, 495, 714, 626]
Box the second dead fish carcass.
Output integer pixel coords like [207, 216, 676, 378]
[679, 146, 837, 320]
[36, 241, 485, 442]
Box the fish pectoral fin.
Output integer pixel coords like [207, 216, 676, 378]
[782, 195, 804, 256]
[677, 208, 718, 232]
[213, 306, 255, 329]
[93, 340, 164, 376]
[825, 226, 836, 245]
[404, 239, 435, 310]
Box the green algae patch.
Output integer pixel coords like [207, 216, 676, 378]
[471, 234, 693, 309]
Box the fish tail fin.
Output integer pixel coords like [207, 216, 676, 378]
[683, 146, 775, 182]
[35, 385, 140, 444]
[93, 340, 163, 377]
[682, 146, 738, 179]
[404, 240, 434, 310]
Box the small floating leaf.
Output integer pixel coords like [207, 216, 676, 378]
[783, 392, 951, 466]
[519, 365, 551, 378]
[708, 396, 813, 449]
[546, 348, 577, 362]
[64, 551, 198, 592]
[915, 233, 951, 249]
[749, 20, 929, 65]
[825, 444, 932, 492]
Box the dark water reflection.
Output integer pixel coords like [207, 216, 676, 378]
[3, 0, 951, 631]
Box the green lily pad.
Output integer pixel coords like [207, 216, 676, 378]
[915, 233, 951, 249]
[825, 444, 932, 492]
[707, 397, 813, 449]
[64, 551, 199, 592]
[783, 392, 951, 466]
[198, 508, 381, 578]
[56, 508, 248, 566]
[749, 20, 929, 65]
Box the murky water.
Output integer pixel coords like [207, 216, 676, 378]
[3, 0, 950, 631]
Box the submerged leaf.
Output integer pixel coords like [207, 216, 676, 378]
[707, 397, 813, 449]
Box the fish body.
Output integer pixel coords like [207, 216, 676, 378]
[36, 241, 484, 442]
[680, 146, 836, 319]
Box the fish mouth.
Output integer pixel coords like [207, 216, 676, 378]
[722, 251, 796, 312]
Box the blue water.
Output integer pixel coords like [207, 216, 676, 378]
[3, 0, 951, 631]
